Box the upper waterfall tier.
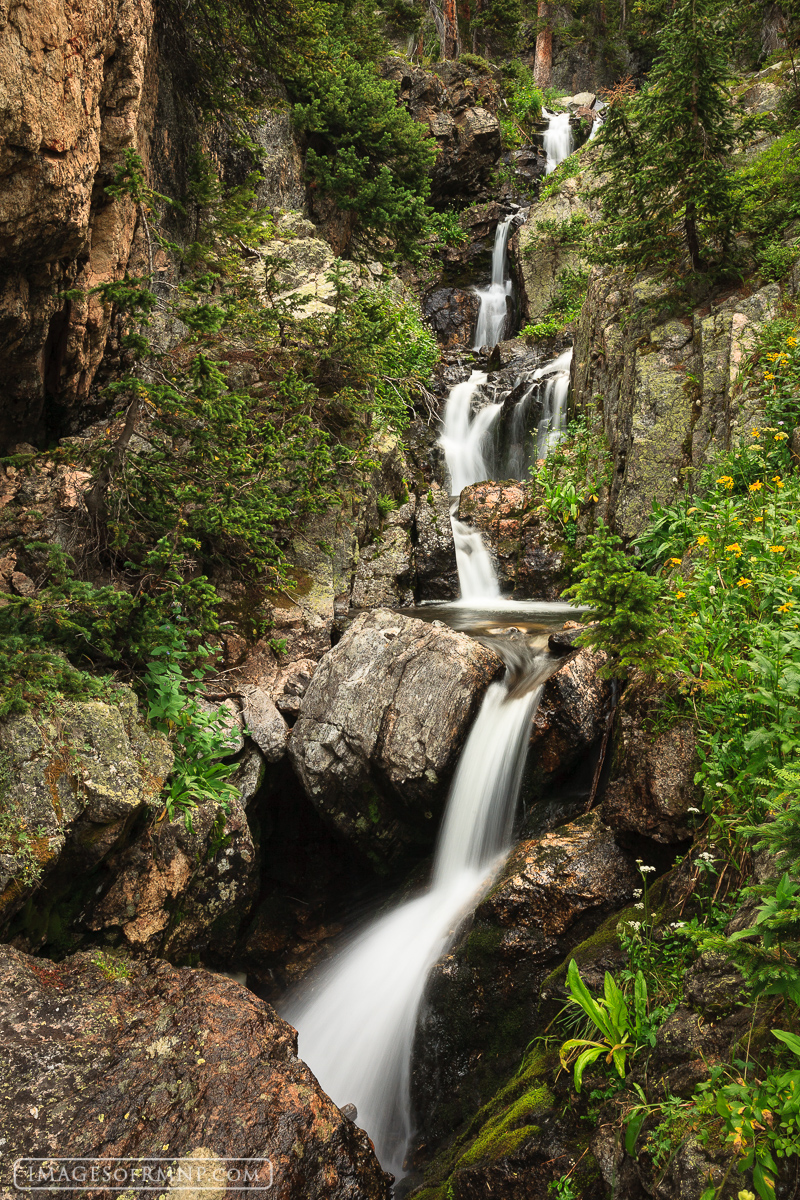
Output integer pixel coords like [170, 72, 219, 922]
[543, 110, 573, 174]
[473, 214, 514, 349]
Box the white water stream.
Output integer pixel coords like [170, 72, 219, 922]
[283, 667, 546, 1177]
[473, 214, 514, 349]
[543, 110, 573, 174]
[284, 110, 580, 1186]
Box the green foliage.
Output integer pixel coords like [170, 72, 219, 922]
[470, 0, 523, 55]
[143, 630, 239, 827]
[594, 0, 739, 275]
[708, 1033, 800, 1200]
[91, 950, 133, 981]
[290, 44, 436, 251]
[564, 522, 671, 678]
[498, 61, 544, 149]
[539, 142, 590, 201]
[0, 751, 44, 889]
[735, 131, 800, 253]
[428, 209, 469, 248]
[559, 959, 648, 1090]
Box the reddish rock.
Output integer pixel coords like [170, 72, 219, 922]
[458, 482, 568, 600]
[0, 945, 392, 1200]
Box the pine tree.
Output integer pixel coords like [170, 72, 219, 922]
[595, 0, 739, 274]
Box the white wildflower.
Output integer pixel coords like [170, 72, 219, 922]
[633, 889, 642, 899]
[640, 865, 656, 874]
[634, 903, 645, 911]
[670, 921, 686, 929]
[628, 921, 642, 932]
[687, 806, 701, 814]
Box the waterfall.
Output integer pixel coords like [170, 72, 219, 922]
[451, 518, 500, 601]
[543, 110, 573, 174]
[439, 371, 500, 497]
[438, 370, 502, 601]
[473, 215, 514, 349]
[283, 655, 550, 1178]
[535, 348, 573, 458]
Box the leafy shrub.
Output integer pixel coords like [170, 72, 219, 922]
[520, 267, 588, 340]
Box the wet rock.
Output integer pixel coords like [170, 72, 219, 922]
[413, 812, 637, 1141]
[413, 485, 459, 600]
[0, 688, 172, 932]
[289, 608, 503, 870]
[547, 625, 584, 655]
[527, 646, 610, 798]
[423, 286, 480, 348]
[351, 500, 416, 608]
[0, 945, 392, 1200]
[381, 59, 502, 204]
[600, 673, 701, 843]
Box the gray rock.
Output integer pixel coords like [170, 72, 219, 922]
[229, 743, 266, 805]
[0, 689, 173, 931]
[241, 687, 290, 763]
[289, 608, 503, 869]
[413, 486, 459, 600]
[351, 500, 415, 608]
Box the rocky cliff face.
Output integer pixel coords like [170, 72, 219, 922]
[0, 0, 157, 451]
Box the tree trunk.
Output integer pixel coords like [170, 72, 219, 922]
[533, 0, 552, 88]
[685, 202, 703, 272]
[443, 0, 459, 59]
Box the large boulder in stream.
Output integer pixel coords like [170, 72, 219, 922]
[0, 944, 392, 1199]
[289, 609, 504, 871]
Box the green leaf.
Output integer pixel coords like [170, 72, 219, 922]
[773, 1029, 800, 1058]
[625, 1110, 646, 1157]
[573, 1046, 605, 1092]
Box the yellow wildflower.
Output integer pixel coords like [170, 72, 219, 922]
[770, 546, 786, 554]
[775, 431, 789, 440]
[754, 515, 764, 522]
[764, 372, 775, 380]
[772, 475, 782, 482]
[751, 429, 760, 437]
[725, 544, 742, 555]
[737, 577, 752, 587]
[669, 557, 682, 566]
[749, 481, 763, 491]
[787, 336, 798, 347]
[779, 602, 794, 613]
[675, 591, 686, 599]
[716, 475, 734, 489]
[696, 535, 709, 546]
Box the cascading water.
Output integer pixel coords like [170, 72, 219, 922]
[283, 102, 580, 1188]
[543, 110, 573, 174]
[283, 650, 551, 1178]
[473, 214, 514, 349]
[535, 347, 573, 458]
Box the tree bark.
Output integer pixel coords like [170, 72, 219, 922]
[443, 0, 459, 60]
[534, 0, 553, 88]
[471, 0, 482, 54]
